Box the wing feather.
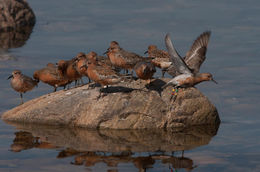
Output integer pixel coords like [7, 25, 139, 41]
[185, 31, 211, 73]
[165, 33, 192, 75]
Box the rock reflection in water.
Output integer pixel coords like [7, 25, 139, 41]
[0, 26, 34, 50]
[0, 51, 17, 61]
[8, 122, 219, 171]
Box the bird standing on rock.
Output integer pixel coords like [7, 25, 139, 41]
[33, 62, 69, 92]
[163, 31, 217, 94]
[134, 61, 156, 84]
[144, 45, 172, 78]
[86, 51, 123, 88]
[60, 57, 83, 88]
[105, 41, 147, 75]
[8, 70, 38, 104]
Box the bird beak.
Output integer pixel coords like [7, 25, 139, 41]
[103, 48, 109, 55]
[7, 75, 13, 80]
[211, 78, 218, 84]
[144, 51, 148, 54]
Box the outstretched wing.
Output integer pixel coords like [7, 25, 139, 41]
[165, 33, 192, 75]
[184, 31, 211, 74]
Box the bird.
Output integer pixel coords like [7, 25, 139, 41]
[86, 51, 123, 88]
[75, 52, 89, 83]
[134, 61, 156, 84]
[144, 45, 172, 77]
[33, 62, 69, 92]
[162, 31, 217, 93]
[7, 70, 38, 104]
[105, 41, 147, 75]
[60, 57, 83, 88]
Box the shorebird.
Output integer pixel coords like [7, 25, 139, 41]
[105, 41, 147, 75]
[60, 57, 83, 87]
[86, 51, 123, 88]
[134, 61, 156, 84]
[144, 45, 172, 77]
[75, 52, 89, 82]
[8, 70, 38, 104]
[162, 31, 217, 93]
[33, 62, 69, 92]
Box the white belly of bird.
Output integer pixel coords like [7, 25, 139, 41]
[172, 74, 193, 86]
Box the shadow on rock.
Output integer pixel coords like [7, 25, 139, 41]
[100, 86, 135, 94]
[145, 78, 167, 95]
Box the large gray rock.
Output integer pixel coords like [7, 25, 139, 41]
[0, 0, 35, 31]
[1, 78, 220, 129]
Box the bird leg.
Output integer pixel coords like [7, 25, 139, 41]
[80, 78, 84, 86]
[162, 70, 166, 78]
[170, 86, 178, 101]
[20, 93, 24, 104]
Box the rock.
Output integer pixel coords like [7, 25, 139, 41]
[0, 0, 35, 50]
[1, 78, 220, 129]
[0, 0, 35, 31]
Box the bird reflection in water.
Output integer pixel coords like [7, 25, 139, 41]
[8, 123, 219, 172]
[10, 131, 57, 152]
[10, 131, 197, 172]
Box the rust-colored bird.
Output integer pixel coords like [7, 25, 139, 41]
[60, 57, 82, 87]
[144, 45, 172, 77]
[86, 51, 123, 88]
[105, 41, 147, 75]
[163, 31, 217, 91]
[134, 61, 156, 84]
[33, 62, 69, 92]
[8, 70, 38, 104]
[75, 52, 88, 79]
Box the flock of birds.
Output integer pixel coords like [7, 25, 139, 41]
[7, 31, 217, 104]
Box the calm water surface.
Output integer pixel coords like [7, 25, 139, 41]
[0, 0, 260, 171]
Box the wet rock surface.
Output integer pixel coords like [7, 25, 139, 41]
[1, 78, 220, 129]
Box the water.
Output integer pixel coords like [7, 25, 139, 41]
[0, 0, 260, 171]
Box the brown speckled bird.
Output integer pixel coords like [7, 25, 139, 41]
[8, 70, 38, 104]
[105, 41, 147, 75]
[145, 45, 172, 77]
[86, 51, 123, 88]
